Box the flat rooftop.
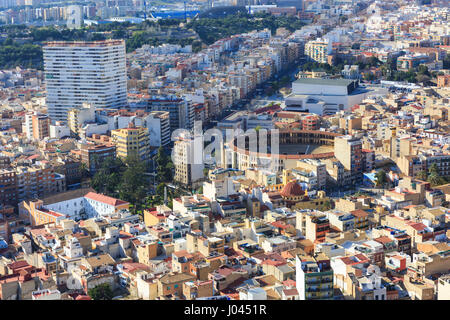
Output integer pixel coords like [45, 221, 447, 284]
[45, 40, 125, 48]
[294, 78, 356, 87]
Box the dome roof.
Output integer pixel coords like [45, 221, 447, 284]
[280, 182, 304, 198]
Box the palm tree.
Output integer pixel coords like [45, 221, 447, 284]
[416, 170, 428, 181]
[427, 172, 446, 187]
[428, 163, 439, 175]
[375, 170, 388, 188]
[79, 161, 89, 179]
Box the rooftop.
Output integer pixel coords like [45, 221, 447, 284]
[294, 78, 357, 87]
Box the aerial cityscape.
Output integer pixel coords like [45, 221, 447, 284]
[0, 0, 449, 302]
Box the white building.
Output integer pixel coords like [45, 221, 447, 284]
[239, 287, 267, 300]
[44, 40, 127, 122]
[50, 121, 71, 139]
[203, 178, 240, 201]
[285, 78, 380, 115]
[173, 133, 205, 186]
[31, 289, 61, 300]
[43, 191, 130, 221]
[60, 236, 84, 272]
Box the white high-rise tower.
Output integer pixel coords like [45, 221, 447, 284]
[43, 39, 127, 122]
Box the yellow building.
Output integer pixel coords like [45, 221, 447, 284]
[111, 122, 151, 162]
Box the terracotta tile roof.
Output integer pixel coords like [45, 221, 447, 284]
[351, 209, 369, 218]
[7, 260, 30, 270]
[84, 192, 129, 207]
[374, 236, 394, 244]
[283, 288, 299, 296]
[282, 279, 296, 287]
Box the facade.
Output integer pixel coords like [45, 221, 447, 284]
[334, 135, 363, 185]
[305, 39, 332, 63]
[0, 168, 17, 206]
[68, 103, 96, 137]
[79, 143, 116, 174]
[147, 96, 194, 133]
[296, 211, 330, 243]
[147, 111, 171, 147]
[286, 78, 375, 114]
[43, 40, 127, 122]
[396, 55, 429, 71]
[437, 74, 450, 87]
[24, 112, 50, 141]
[173, 134, 204, 186]
[16, 164, 65, 203]
[111, 123, 151, 162]
[95, 109, 171, 147]
[20, 190, 130, 226]
[296, 254, 334, 300]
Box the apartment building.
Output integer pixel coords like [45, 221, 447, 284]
[147, 111, 171, 147]
[305, 39, 332, 64]
[296, 211, 330, 243]
[67, 103, 95, 138]
[146, 96, 194, 132]
[96, 109, 171, 147]
[173, 134, 204, 186]
[79, 142, 116, 174]
[334, 135, 363, 185]
[396, 55, 429, 71]
[0, 168, 17, 206]
[290, 159, 327, 190]
[15, 163, 65, 203]
[111, 123, 151, 162]
[24, 112, 50, 141]
[43, 40, 127, 122]
[296, 253, 334, 300]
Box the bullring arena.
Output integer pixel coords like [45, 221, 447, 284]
[224, 129, 342, 172]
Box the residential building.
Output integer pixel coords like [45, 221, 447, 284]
[43, 40, 127, 122]
[296, 253, 334, 300]
[111, 123, 151, 162]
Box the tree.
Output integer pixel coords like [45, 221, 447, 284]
[416, 74, 430, 84]
[91, 156, 125, 196]
[156, 183, 166, 197]
[428, 163, 439, 175]
[375, 170, 388, 187]
[416, 170, 428, 181]
[155, 147, 173, 182]
[88, 283, 113, 300]
[78, 162, 89, 179]
[427, 163, 446, 186]
[119, 156, 148, 213]
[427, 172, 446, 187]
